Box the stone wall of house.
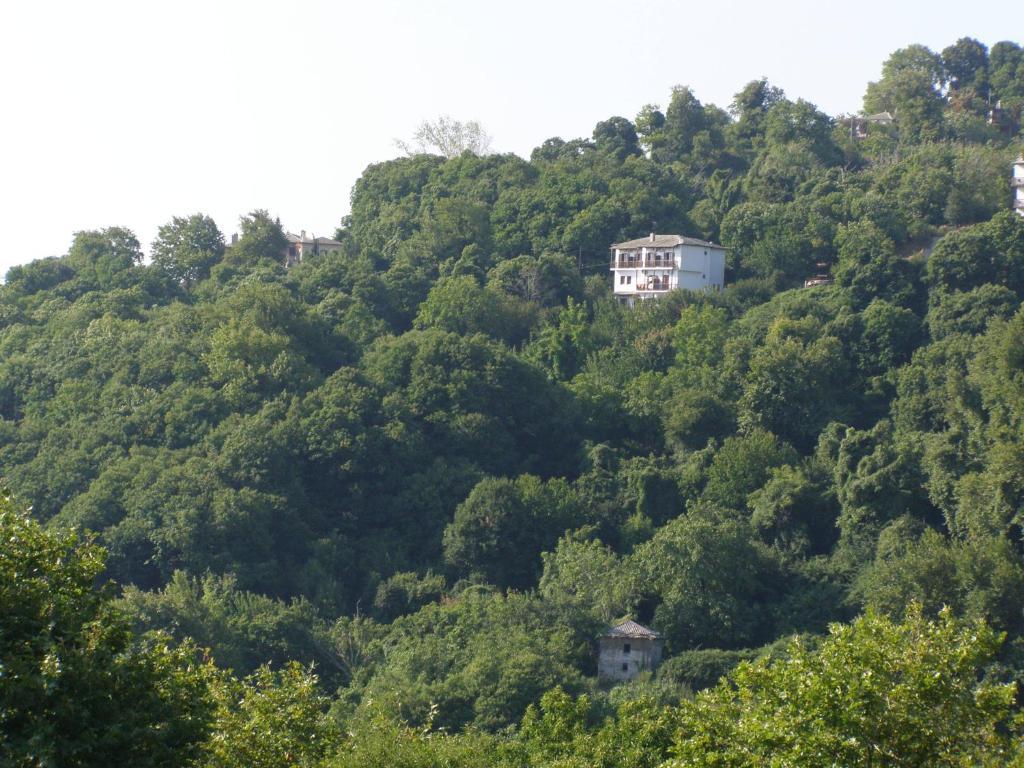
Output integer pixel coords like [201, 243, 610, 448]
[597, 635, 663, 681]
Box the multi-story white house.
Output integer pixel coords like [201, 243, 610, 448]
[1014, 155, 1024, 217]
[610, 233, 727, 305]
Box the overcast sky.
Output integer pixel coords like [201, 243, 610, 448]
[0, 0, 1014, 274]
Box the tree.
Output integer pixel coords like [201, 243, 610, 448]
[593, 116, 641, 162]
[633, 513, 773, 650]
[225, 209, 287, 268]
[864, 45, 947, 142]
[729, 78, 785, 145]
[834, 220, 914, 306]
[151, 213, 225, 288]
[668, 606, 1018, 767]
[0, 493, 216, 767]
[397, 115, 493, 158]
[65, 226, 145, 291]
[942, 37, 989, 94]
[204, 663, 342, 768]
[442, 475, 582, 590]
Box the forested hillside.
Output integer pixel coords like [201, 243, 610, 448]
[5, 37, 1024, 766]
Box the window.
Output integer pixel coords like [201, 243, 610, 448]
[621, 663, 629, 672]
[626, 275, 632, 284]
[623, 643, 631, 654]
[620, 275, 625, 284]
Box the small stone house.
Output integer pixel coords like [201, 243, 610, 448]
[597, 620, 663, 681]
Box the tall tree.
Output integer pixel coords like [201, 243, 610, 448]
[0, 494, 216, 767]
[151, 213, 225, 288]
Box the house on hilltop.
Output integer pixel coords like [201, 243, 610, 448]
[226, 229, 343, 266]
[597, 620, 663, 681]
[284, 231, 343, 266]
[610, 233, 726, 307]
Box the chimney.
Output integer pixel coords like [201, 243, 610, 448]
[231, 233, 238, 245]
[300, 230, 306, 239]
[649, 232, 655, 242]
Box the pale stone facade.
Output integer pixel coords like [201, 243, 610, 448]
[597, 620, 663, 682]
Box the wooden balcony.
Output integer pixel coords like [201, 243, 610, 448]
[611, 258, 678, 269]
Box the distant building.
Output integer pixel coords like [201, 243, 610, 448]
[610, 233, 727, 307]
[597, 620, 663, 681]
[803, 261, 834, 289]
[284, 231, 343, 267]
[843, 111, 896, 139]
[225, 229, 343, 266]
[1014, 155, 1024, 218]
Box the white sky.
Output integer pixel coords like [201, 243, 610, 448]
[0, 0, 1015, 274]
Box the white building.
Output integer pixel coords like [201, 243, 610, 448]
[611, 233, 727, 306]
[1014, 155, 1024, 218]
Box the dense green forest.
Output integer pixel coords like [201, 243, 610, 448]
[5, 36, 1024, 766]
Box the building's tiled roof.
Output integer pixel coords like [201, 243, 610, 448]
[603, 620, 660, 639]
[612, 234, 725, 250]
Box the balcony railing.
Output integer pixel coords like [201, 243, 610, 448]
[635, 282, 672, 291]
[612, 258, 678, 269]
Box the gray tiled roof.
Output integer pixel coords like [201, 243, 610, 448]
[603, 620, 660, 638]
[612, 234, 725, 250]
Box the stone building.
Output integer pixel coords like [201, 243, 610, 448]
[597, 620, 663, 682]
[284, 231, 343, 266]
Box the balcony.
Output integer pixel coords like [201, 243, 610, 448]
[611, 258, 678, 269]
[635, 280, 672, 292]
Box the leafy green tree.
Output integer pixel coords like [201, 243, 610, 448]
[353, 590, 586, 731]
[668, 606, 1017, 767]
[942, 37, 989, 94]
[151, 213, 225, 288]
[526, 297, 594, 381]
[204, 664, 341, 768]
[864, 45, 947, 142]
[633, 513, 774, 650]
[729, 78, 785, 146]
[834, 219, 915, 306]
[927, 212, 1024, 297]
[443, 475, 582, 590]
[926, 283, 1020, 339]
[413, 274, 535, 345]
[593, 116, 641, 162]
[989, 41, 1024, 112]
[738, 331, 849, 449]
[702, 429, 799, 510]
[855, 528, 1024, 635]
[0, 494, 216, 767]
[538, 535, 633, 624]
[225, 209, 287, 268]
[66, 226, 145, 291]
